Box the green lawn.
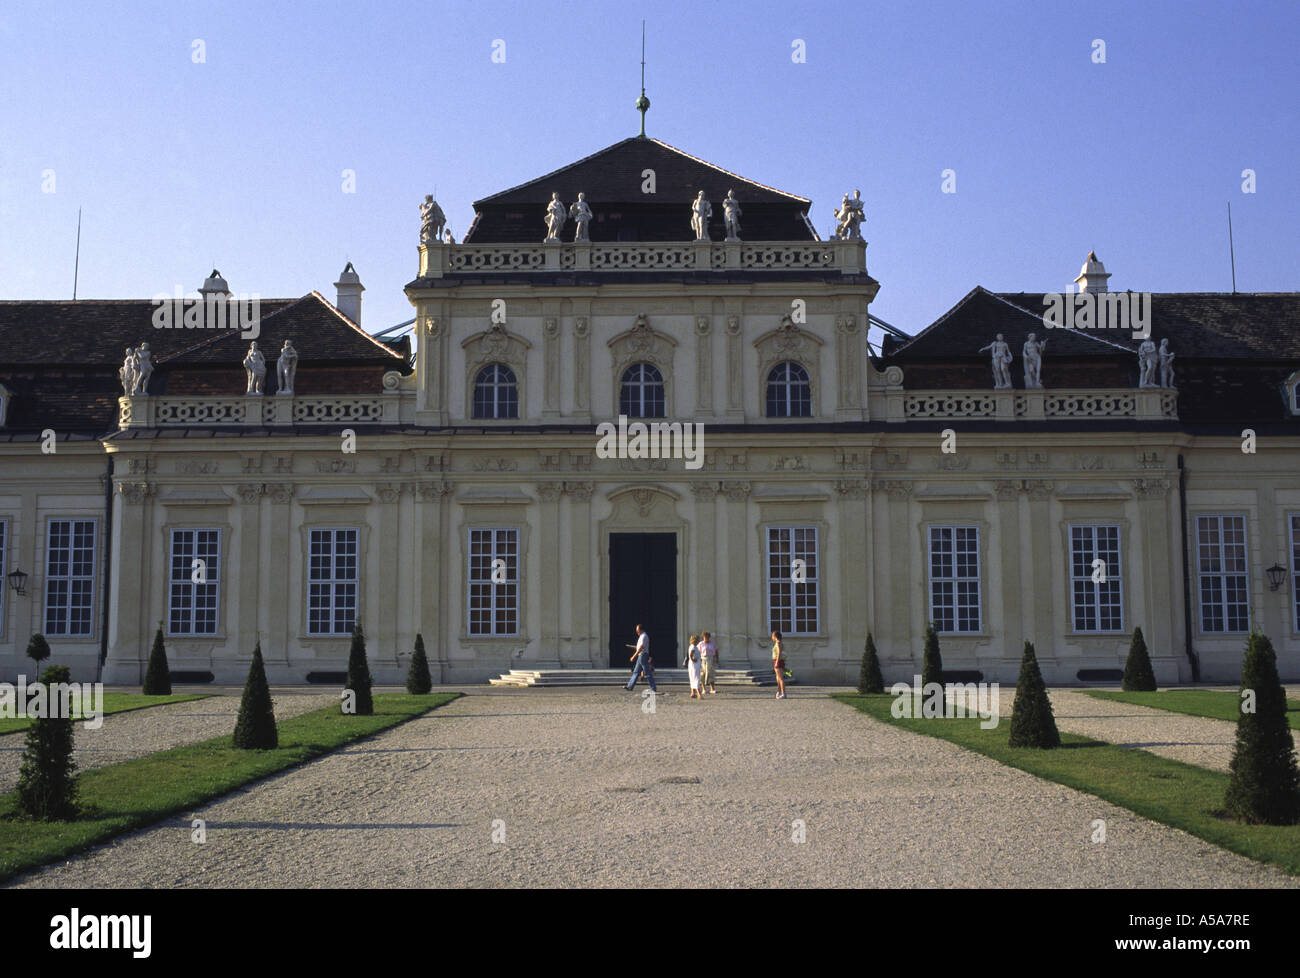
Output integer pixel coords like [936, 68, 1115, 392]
[1083, 688, 1300, 730]
[0, 692, 460, 883]
[0, 693, 210, 736]
[835, 693, 1300, 877]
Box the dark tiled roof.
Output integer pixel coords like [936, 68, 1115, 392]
[464, 137, 816, 243]
[881, 287, 1300, 424]
[0, 294, 407, 433]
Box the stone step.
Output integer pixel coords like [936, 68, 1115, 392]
[488, 668, 784, 687]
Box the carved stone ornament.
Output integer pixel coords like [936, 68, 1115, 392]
[463, 324, 530, 373]
[127, 457, 155, 475]
[834, 479, 870, 497]
[472, 457, 517, 472]
[720, 480, 751, 502]
[423, 316, 441, 338]
[1132, 478, 1171, 499]
[117, 482, 156, 504]
[877, 479, 912, 499]
[543, 317, 559, 338]
[382, 370, 402, 391]
[536, 482, 563, 502]
[609, 314, 677, 376]
[689, 483, 718, 499]
[415, 480, 452, 501]
[315, 458, 356, 473]
[883, 365, 904, 387]
[573, 317, 589, 338]
[376, 484, 402, 503]
[236, 484, 264, 504]
[265, 483, 294, 504]
[423, 454, 448, 472]
[725, 316, 741, 336]
[563, 481, 593, 502]
[772, 455, 807, 471]
[835, 314, 858, 334]
[179, 460, 219, 475]
[995, 451, 1018, 469]
[632, 488, 657, 517]
[276, 340, 299, 395]
[994, 480, 1020, 500]
[1022, 480, 1055, 500]
[241, 456, 263, 474]
[695, 315, 711, 336]
[935, 455, 970, 471]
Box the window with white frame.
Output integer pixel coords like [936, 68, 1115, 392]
[468, 528, 518, 636]
[169, 529, 221, 635]
[472, 363, 518, 419]
[619, 363, 666, 419]
[929, 525, 981, 633]
[765, 362, 812, 418]
[1291, 515, 1300, 632]
[45, 519, 96, 636]
[766, 526, 819, 634]
[1196, 514, 1249, 633]
[307, 528, 358, 635]
[1069, 524, 1123, 632]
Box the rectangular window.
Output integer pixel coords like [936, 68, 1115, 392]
[1196, 515, 1249, 633]
[1292, 515, 1300, 632]
[929, 525, 981, 633]
[1069, 524, 1123, 632]
[307, 528, 358, 635]
[468, 528, 518, 636]
[766, 526, 819, 635]
[169, 529, 221, 635]
[45, 519, 96, 636]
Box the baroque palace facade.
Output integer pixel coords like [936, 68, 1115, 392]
[2, 134, 1299, 686]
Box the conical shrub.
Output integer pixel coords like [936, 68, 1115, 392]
[921, 623, 943, 688]
[406, 633, 432, 694]
[1224, 631, 1300, 825]
[1122, 626, 1157, 692]
[142, 625, 172, 695]
[15, 664, 79, 820]
[858, 632, 884, 694]
[344, 621, 374, 715]
[232, 641, 277, 750]
[1008, 641, 1060, 749]
[25, 633, 51, 666]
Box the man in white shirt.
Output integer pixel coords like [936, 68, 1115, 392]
[625, 624, 656, 692]
[699, 631, 719, 694]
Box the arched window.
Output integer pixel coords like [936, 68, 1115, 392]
[765, 361, 811, 417]
[473, 363, 518, 419]
[619, 362, 665, 418]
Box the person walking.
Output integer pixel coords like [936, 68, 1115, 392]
[685, 633, 702, 699]
[625, 624, 656, 692]
[771, 630, 787, 699]
[699, 631, 718, 695]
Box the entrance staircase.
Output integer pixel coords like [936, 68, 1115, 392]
[489, 667, 779, 687]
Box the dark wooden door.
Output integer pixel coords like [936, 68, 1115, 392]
[608, 533, 677, 668]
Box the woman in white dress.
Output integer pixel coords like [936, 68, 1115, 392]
[686, 633, 702, 699]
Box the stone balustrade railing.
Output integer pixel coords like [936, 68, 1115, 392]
[418, 238, 865, 278]
[119, 393, 401, 429]
[886, 387, 1177, 422]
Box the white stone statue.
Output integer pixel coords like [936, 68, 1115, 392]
[244, 341, 267, 394]
[419, 195, 446, 244]
[277, 339, 298, 395]
[978, 334, 1013, 389]
[133, 343, 153, 395]
[1138, 338, 1158, 387]
[723, 189, 742, 241]
[1158, 339, 1175, 388]
[119, 347, 137, 396]
[1022, 333, 1046, 389]
[691, 191, 712, 241]
[833, 189, 866, 240]
[568, 192, 592, 242]
[544, 192, 566, 242]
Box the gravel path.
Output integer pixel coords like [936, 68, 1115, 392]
[7, 686, 1294, 888]
[0, 689, 338, 794]
[994, 688, 1300, 774]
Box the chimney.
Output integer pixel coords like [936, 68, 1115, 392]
[199, 268, 231, 297]
[334, 262, 364, 325]
[1073, 250, 1111, 294]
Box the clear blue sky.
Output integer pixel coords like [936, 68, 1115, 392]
[2, 0, 1296, 337]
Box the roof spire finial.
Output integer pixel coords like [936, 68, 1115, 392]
[635, 19, 650, 138]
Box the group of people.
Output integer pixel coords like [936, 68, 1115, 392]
[624, 625, 790, 700]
